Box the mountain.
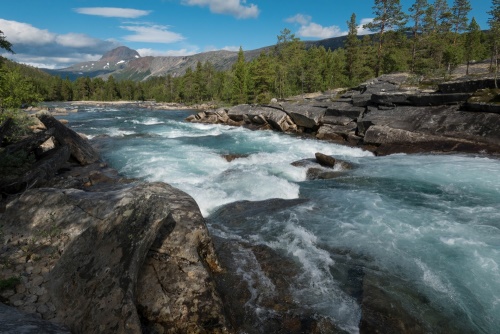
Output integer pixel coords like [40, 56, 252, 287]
[44, 35, 349, 82]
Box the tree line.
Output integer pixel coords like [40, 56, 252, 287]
[1, 0, 500, 109]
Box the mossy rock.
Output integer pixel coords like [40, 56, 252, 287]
[468, 88, 500, 104]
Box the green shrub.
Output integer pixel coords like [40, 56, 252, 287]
[0, 109, 35, 143]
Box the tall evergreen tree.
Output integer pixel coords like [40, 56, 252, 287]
[451, 0, 472, 43]
[364, 0, 408, 76]
[409, 0, 429, 72]
[464, 17, 481, 75]
[345, 13, 362, 84]
[232, 47, 249, 104]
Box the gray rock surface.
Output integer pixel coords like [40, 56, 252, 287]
[187, 75, 500, 155]
[1, 180, 228, 333]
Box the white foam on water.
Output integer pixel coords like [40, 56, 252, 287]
[415, 259, 453, 295]
[266, 214, 361, 333]
[106, 127, 136, 137]
[128, 117, 165, 125]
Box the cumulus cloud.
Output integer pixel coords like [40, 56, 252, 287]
[120, 23, 185, 43]
[182, 0, 259, 19]
[0, 19, 120, 68]
[286, 14, 346, 39]
[0, 19, 55, 45]
[286, 14, 374, 39]
[74, 7, 151, 18]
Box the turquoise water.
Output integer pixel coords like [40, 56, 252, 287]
[62, 106, 500, 333]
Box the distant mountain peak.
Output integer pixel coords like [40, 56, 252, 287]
[100, 46, 140, 62]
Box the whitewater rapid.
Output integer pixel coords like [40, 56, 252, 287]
[61, 106, 500, 333]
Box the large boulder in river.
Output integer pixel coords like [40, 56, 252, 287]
[0, 182, 228, 333]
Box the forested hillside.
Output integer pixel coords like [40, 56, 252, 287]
[1, 0, 499, 107]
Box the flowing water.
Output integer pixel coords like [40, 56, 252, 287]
[60, 105, 500, 333]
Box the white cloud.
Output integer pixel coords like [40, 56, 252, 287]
[74, 7, 151, 18]
[56, 33, 108, 48]
[120, 24, 185, 43]
[286, 14, 311, 26]
[298, 23, 345, 39]
[0, 19, 120, 69]
[285, 14, 375, 39]
[285, 14, 346, 39]
[0, 19, 55, 45]
[182, 0, 259, 19]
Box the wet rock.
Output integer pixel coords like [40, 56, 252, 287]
[315, 152, 336, 167]
[212, 239, 345, 334]
[0, 302, 70, 334]
[292, 157, 353, 180]
[221, 153, 249, 162]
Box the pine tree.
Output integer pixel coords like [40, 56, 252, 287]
[409, 0, 429, 72]
[464, 17, 481, 75]
[420, 0, 453, 72]
[345, 13, 362, 84]
[451, 0, 472, 44]
[364, 0, 408, 77]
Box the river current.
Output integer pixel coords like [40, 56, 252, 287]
[59, 105, 499, 333]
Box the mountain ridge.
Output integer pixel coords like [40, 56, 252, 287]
[43, 35, 349, 82]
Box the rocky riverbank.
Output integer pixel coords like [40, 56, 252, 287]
[0, 114, 229, 333]
[187, 73, 500, 156]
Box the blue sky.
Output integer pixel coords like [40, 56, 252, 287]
[0, 0, 492, 69]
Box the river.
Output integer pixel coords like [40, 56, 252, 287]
[59, 105, 500, 333]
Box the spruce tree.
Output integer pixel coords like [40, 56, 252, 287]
[364, 0, 408, 77]
[345, 13, 362, 84]
[232, 47, 248, 104]
[464, 17, 481, 75]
